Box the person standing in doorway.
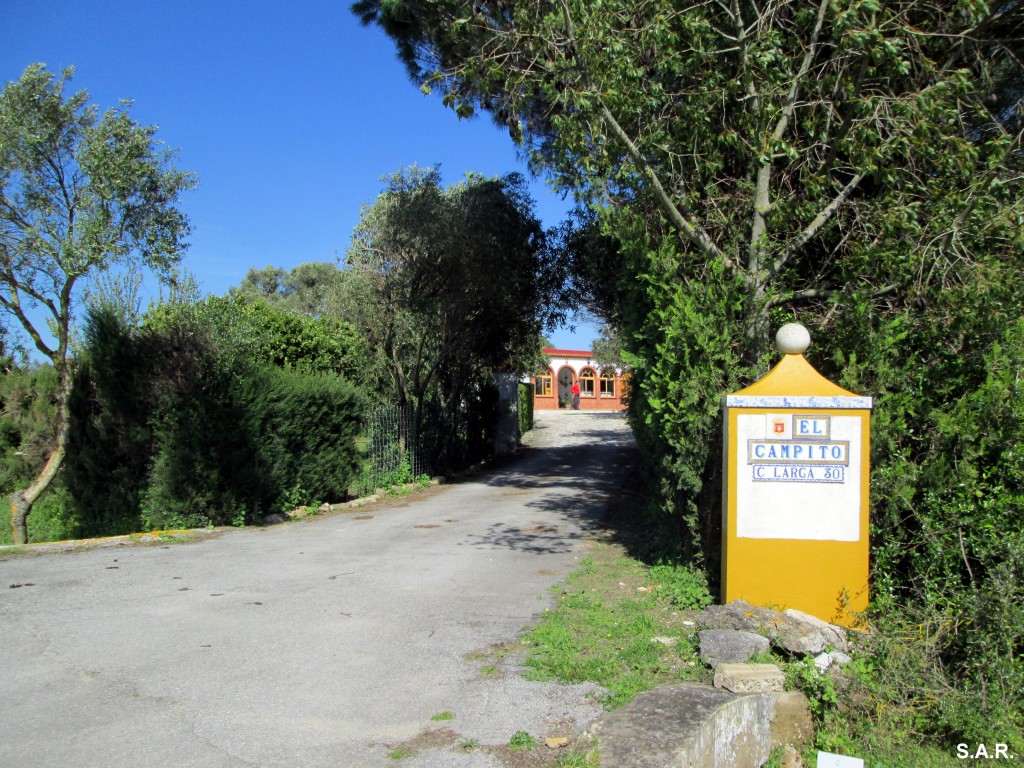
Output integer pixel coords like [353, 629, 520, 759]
[571, 379, 581, 410]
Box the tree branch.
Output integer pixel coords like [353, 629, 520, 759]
[0, 282, 57, 361]
[766, 282, 898, 309]
[748, 0, 831, 279]
[558, 0, 733, 273]
[770, 172, 866, 277]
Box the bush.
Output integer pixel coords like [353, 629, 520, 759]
[25, 483, 76, 543]
[145, 294, 367, 381]
[647, 562, 713, 610]
[67, 307, 365, 534]
[142, 362, 363, 528]
[0, 363, 59, 497]
[242, 365, 364, 511]
[517, 381, 534, 437]
[65, 309, 162, 536]
[615, 234, 748, 574]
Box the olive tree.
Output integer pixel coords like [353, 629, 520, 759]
[0, 64, 196, 543]
[347, 166, 560, 424]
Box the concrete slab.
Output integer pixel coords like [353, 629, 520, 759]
[713, 664, 786, 693]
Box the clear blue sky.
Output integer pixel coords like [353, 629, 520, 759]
[2, 0, 599, 350]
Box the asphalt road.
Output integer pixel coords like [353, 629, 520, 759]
[0, 410, 635, 768]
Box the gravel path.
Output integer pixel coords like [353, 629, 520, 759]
[0, 410, 634, 768]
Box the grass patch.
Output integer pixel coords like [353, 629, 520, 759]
[507, 730, 536, 751]
[522, 542, 709, 709]
[555, 745, 601, 767]
[429, 711, 454, 722]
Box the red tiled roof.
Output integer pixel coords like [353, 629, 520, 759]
[543, 348, 593, 358]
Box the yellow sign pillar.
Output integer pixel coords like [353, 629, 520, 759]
[722, 324, 871, 627]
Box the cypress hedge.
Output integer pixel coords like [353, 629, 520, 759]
[67, 307, 364, 534]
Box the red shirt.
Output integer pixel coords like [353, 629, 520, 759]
[571, 382, 580, 396]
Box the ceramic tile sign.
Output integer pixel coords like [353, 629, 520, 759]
[721, 324, 872, 626]
[735, 412, 862, 540]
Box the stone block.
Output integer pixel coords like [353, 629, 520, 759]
[770, 690, 814, 749]
[713, 663, 786, 693]
[699, 629, 771, 667]
[585, 682, 774, 768]
[776, 629, 826, 655]
[783, 608, 850, 652]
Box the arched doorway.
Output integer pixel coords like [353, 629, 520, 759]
[557, 366, 575, 407]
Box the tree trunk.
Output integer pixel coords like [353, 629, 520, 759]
[8, 365, 71, 544]
[740, 274, 774, 366]
[8, 492, 30, 546]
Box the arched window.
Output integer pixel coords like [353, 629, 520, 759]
[534, 369, 553, 397]
[600, 371, 616, 398]
[579, 368, 596, 397]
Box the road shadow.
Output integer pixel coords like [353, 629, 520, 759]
[457, 413, 639, 555]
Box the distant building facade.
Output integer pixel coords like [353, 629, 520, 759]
[529, 348, 629, 411]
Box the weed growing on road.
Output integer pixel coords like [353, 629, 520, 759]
[523, 542, 709, 709]
[555, 745, 600, 767]
[387, 747, 413, 760]
[507, 731, 536, 751]
[457, 738, 478, 751]
[430, 711, 454, 721]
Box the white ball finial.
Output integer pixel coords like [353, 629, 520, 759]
[776, 323, 810, 355]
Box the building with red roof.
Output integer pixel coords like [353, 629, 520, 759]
[530, 348, 629, 411]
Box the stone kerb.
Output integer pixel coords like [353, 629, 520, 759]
[586, 683, 774, 768]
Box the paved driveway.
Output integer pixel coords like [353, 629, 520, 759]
[0, 411, 634, 768]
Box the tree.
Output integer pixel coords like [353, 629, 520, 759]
[354, 0, 1022, 351]
[346, 166, 562, 425]
[590, 324, 626, 371]
[0, 64, 196, 543]
[231, 261, 347, 316]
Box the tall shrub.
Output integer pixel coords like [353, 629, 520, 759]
[517, 381, 534, 437]
[67, 307, 365, 534]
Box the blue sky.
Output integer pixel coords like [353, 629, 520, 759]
[3, 0, 598, 350]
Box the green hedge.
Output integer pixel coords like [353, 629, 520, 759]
[141, 362, 363, 529]
[66, 307, 364, 534]
[517, 381, 534, 437]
